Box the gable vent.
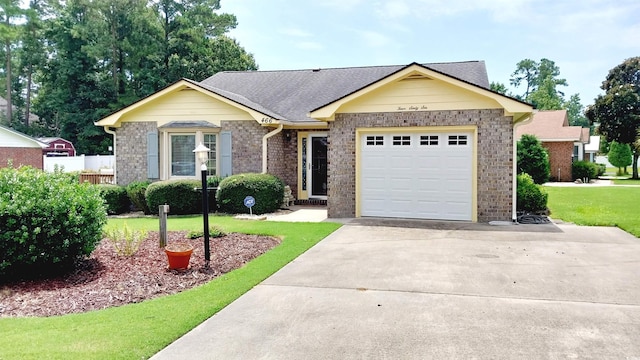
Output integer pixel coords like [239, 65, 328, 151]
[402, 74, 432, 81]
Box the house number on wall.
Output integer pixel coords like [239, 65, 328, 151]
[261, 117, 276, 124]
[397, 105, 428, 111]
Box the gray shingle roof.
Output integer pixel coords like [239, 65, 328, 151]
[199, 61, 489, 123]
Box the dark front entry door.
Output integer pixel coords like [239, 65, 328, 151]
[310, 135, 328, 197]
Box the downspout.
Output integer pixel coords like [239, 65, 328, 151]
[512, 113, 534, 223]
[104, 126, 117, 184]
[262, 123, 284, 174]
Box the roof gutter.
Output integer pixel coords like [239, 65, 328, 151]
[262, 123, 284, 173]
[103, 126, 117, 184]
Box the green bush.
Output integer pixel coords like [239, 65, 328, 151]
[206, 176, 223, 211]
[572, 161, 599, 181]
[98, 184, 130, 215]
[0, 166, 107, 279]
[608, 141, 632, 175]
[217, 173, 285, 215]
[517, 134, 550, 184]
[517, 173, 548, 213]
[145, 179, 202, 215]
[126, 180, 152, 214]
[186, 226, 226, 239]
[595, 163, 606, 177]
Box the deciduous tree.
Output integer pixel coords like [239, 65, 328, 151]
[586, 57, 640, 179]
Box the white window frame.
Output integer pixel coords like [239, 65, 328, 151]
[160, 130, 219, 180]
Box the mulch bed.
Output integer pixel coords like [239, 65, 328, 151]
[0, 231, 280, 318]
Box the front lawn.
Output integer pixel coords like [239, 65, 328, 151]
[0, 216, 341, 360]
[545, 186, 640, 237]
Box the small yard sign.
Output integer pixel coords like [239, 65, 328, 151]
[244, 196, 256, 215]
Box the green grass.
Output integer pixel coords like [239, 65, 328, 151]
[545, 186, 640, 237]
[613, 178, 640, 185]
[0, 216, 341, 360]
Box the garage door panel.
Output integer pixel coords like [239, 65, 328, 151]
[360, 132, 473, 221]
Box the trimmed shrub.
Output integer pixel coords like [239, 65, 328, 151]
[608, 141, 632, 175]
[217, 173, 285, 215]
[517, 173, 548, 213]
[126, 180, 152, 214]
[98, 184, 130, 215]
[517, 134, 550, 184]
[0, 166, 107, 279]
[572, 161, 599, 181]
[595, 163, 606, 177]
[145, 179, 202, 215]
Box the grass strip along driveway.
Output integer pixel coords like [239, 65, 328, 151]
[0, 216, 341, 360]
[545, 186, 640, 238]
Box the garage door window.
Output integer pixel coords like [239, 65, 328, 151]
[448, 135, 468, 146]
[365, 135, 384, 146]
[420, 135, 439, 146]
[392, 135, 411, 146]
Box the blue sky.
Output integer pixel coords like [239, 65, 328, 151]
[221, 0, 639, 106]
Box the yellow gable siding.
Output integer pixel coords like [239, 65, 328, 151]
[119, 89, 254, 126]
[339, 78, 501, 114]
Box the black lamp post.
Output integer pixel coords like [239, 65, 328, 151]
[193, 143, 211, 265]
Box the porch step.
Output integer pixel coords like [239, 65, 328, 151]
[294, 199, 327, 206]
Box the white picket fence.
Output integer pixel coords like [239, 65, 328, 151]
[43, 155, 114, 173]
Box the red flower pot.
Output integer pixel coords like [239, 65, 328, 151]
[165, 243, 194, 270]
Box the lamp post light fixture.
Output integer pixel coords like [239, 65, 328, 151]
[193, 142, 211, 265]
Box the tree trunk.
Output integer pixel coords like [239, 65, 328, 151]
[633, 151, 639, 179]
[5, 40, 12, 124]
[25, 63, 33, 126]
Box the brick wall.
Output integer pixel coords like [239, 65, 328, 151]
[328, 109, 514, 222]
[266, 129, 298, 192]
[543, 141, 573, 182]
[0, 147, 43, 169]
[115, 122, 157, 185]
[221, 120, 268, 174]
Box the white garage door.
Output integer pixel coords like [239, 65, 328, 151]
[360, 132, 473, 220]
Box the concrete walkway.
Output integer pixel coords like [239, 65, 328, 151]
[151, 221, 640, 359]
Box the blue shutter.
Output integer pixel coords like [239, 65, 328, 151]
[220, 131, 232, 177]
[147, 132, 159, 179]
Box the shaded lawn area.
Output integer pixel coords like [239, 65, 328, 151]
[545, 186, 640, 237]
[612, 178, 640, 185]
[0, 216, 341, 360]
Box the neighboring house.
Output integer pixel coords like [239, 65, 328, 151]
[516, 110, 590, 182]
[0, 125, 46, 169]
[38, 137, 77, 157]
[584, 135, 601, 163]
[95, 61, 533, 222]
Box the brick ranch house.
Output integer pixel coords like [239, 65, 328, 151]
[516, 110, 590, 182]
[0, 124, 46, 169]
[95, 61, 533, 222]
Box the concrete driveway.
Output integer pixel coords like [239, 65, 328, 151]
[152, 221, 640, 359]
